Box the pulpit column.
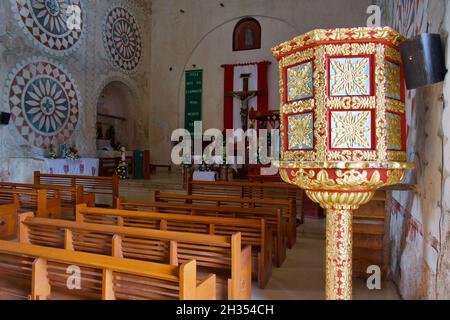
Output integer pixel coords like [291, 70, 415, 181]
[325, 207, 353, 300]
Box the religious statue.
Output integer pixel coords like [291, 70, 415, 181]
[236, 91, 257, 131]
[106, 125, 116, 146]
[96, 122, 103, 140]
[244, 25, 255, 49]
[226, 73, 260, 131]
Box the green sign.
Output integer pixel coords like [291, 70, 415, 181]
[185, 70, 203, 135]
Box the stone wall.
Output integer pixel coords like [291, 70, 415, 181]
[149, 0, 372, 164]
[0, 0, 152, 182]
[376, 0, 450, 299]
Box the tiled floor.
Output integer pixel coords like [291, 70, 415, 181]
[120, 170, 401, 300]
[253, 219, 400, 300]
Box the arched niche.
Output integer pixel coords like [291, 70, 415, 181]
[233, 17, 262, 51]
[96, 81, 135, 151]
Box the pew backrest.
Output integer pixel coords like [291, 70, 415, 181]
[119, 197, 286, 267]
[19, 213, 252, 299]
[153, 192, 296, 249]
[0, 240, 215, 300]
[188, 180, 304, 233]
[0, 182, 87, 215]
[75, 204, 272, 288]
[34, 171, 119, 208]
[0, 188, 61, 219]
[0, 195, 19, 239]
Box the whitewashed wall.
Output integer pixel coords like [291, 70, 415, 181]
[376, 0, 450, 299]
[149, 0, 372, 164]
[0, 0, 152, 182]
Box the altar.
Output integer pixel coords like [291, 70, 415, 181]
[44, 158, 100, 176]
[192, 171, 218, 181]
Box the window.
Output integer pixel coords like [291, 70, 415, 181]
[233, 17, 261, 51]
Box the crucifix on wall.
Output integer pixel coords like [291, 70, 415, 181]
[225, 73, 262, 131]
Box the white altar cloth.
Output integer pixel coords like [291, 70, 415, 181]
[193, 171, 217, 181]
[44, 158, 100, 176]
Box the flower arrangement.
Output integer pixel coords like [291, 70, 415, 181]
[115, 146, 128, 179]
[115, 161, 127, 179]
[65, 145, 80, 160]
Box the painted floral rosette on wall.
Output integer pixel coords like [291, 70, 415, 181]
[10, 0, 86, 56]
[3, 57, 81, 149]
[103, 3, 143, 73]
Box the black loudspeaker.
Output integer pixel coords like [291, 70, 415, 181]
[0, 112, 11, 125]
[400, 33, 447, 90]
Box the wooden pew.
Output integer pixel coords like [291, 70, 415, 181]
[353, 190, 390, 278]
[0, 196, 19, 240]
[0, 189, 61, 219]
[0, 182, 91, 217]
[76, 204, 272, 288]
[188, 180, 303, 246]
[18, 212, 252, 300]
[34, 171, 119, 208]
[0, 240, 215, 300]
[118, 197, 286, 267]
[154, 191, 295, 251]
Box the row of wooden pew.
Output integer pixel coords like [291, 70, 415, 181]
[0, 239, 215, 300]
[77, 204, 271, 291]
[0, 172, 118, 216]
[0, 173, 389, 300]
[17, 211, 251, 300]
[2, 173, 302, 299]
[0, 173, 128, 300]
[182, 180, 390, 278]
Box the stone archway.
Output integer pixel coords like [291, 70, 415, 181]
[96, 81, 136, 151]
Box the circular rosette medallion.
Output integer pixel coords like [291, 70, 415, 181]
[4, 58, 80, 148]
[11, 0, 85, 55]
[103, 5, 143, 72]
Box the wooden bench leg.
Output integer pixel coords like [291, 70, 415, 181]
[30, 258, 51, 300]
[102, 269, 116, 300]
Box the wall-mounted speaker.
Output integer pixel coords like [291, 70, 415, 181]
[0, 112, 11, 125]
[400, 33, 447, 90]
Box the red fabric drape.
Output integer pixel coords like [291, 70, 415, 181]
[223, 65, 234, 130]
[223, 61, 270, 130]
[257, 61, 269, 113]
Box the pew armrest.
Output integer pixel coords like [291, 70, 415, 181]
[196, 274, 216, 300]
[239, 245, 252, 300]
[83, 193, 96, 207]
[48, 198, 61, 219]
[287, 199, 297, 248]
[0, 199, 20, 240]
[276, 212, 287, 267]
[258, 224, 272, 289]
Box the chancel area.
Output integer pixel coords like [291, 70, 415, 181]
[0, 0, 449, 301]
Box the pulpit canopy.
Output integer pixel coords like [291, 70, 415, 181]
[272, 27, 415, 197]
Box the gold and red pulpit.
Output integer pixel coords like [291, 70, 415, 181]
[272, 27, 415, 300]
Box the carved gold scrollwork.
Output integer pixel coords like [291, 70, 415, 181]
[272, 27, 406, 59]
[280, 168, 405, 192]
[326, 208, 353, 300]
[274, 27, 414, 301]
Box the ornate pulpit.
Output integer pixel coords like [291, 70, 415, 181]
[272, 27, 415, 300]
